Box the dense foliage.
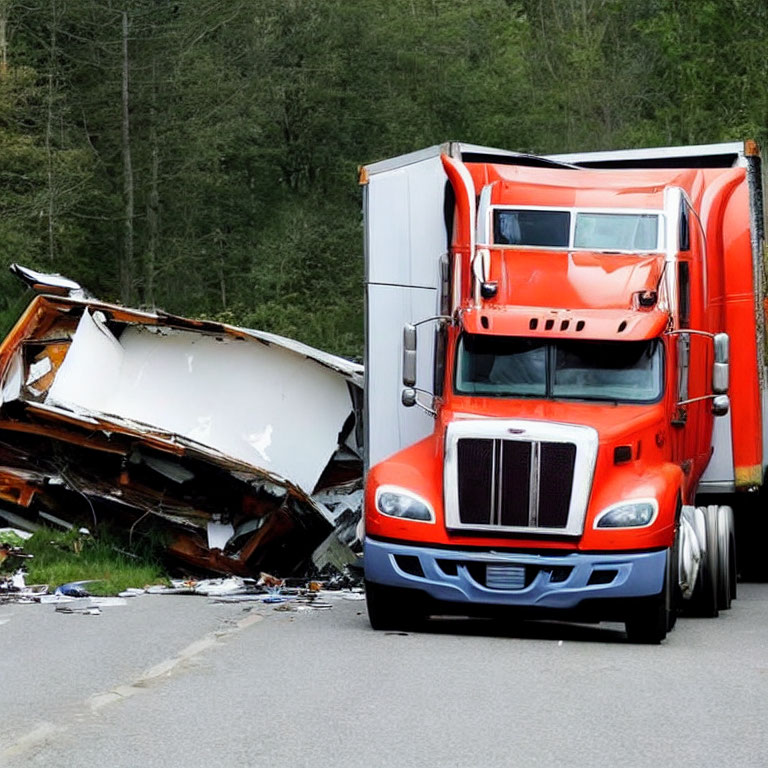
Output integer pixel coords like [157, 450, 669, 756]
[0, 0, 766, 356]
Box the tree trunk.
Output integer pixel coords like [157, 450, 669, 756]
[0, 0, 9, 75]
[121, 10, 135, 305]
[145, 54, 159, 307]
[218, 245, 226, 310]
[46, 1, 58, 262]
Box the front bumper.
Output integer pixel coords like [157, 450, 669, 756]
[364, 537, 666, 610]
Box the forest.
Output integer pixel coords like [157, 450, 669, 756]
[0, 0, 766, 357]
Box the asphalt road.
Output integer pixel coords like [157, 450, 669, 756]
[2, 586, 767, 768]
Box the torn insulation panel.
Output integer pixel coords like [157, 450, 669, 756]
[46, 309, 354, 494]
[0, 266, 364, 578]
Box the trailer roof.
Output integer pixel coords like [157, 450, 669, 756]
[545, 141, 749, 169]
[362, 142, 577, 177]
[363, 141, 754, 177]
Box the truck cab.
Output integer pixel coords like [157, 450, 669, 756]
[361, 142, 765, 641]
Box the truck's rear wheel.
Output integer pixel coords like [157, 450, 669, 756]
[625, 548, 672, 644]
[365, 581, 426, 631]
[687, 505, 719, 618]
[715, 505, 736, 610]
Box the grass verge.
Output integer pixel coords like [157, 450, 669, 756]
[17, 527, 169, 595]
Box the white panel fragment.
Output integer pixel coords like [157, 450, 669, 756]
[1, 350, 23, 403]
[26, 356, 52, 386]
[10, 263, 87, 297]
[242, 328, 363, 385]
[48, 310, 124, 409]
[46, 318, 354, 494]
[206, 521, 235, 550]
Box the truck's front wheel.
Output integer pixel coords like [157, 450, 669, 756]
[624, 548, 672, 644]
[365, 581, 427, 631]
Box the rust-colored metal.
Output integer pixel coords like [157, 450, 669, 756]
[20, 404, 187, 456]
[167, 530, 252, 576]
[237, 509, 295, 562]
[0, 421, 128, 456]
[28, 342, 70, 394]
[0, 469, 39, 507]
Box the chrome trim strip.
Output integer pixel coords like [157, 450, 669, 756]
[490, 439, 498, 526]
[444, 419, 598, 537]
[529, 441, 541, 526]
[662, 187, 682, 320]
[746, 153, 766, 440]
[476, 184, 493, 245]
[493, 440, 502, 526]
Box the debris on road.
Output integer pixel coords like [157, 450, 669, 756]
[118, 587, 147, 597]
[55, 603, 101, 615]
[0, 265, 364, 583]
[142, 574, 364, 612]
[55, 580, 102, 597]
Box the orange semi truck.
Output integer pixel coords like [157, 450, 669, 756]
[360, 141, 766, 642]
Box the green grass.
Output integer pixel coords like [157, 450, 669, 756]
[0, 530, 30, 548]
[18, 527, 169, 595]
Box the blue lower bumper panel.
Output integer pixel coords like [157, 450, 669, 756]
[364, 537, 667, 609]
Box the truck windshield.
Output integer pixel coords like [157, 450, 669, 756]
[493, 209, 661, 251]
[573, 212, 658, 251]
[494, 210, 570, 247]
[455, 334, 663, 403]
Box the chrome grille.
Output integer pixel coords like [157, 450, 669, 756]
[456, 438, 576, 530]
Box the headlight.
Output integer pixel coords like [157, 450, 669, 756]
[375, 486, 434, 522]
[594, 499, 657, 528]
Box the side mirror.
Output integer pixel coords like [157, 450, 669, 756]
[713, 332, 729, 364]
[401, 388, 417, 408]
[402, 324, 417, 387]
[712, 332, 729, 395]
[712, 362, 729, 394]
[712, 394, 730, 417]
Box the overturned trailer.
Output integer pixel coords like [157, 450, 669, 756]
[0, 266, 364, 577]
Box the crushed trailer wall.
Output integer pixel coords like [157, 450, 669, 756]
[0, 278, 364, 579]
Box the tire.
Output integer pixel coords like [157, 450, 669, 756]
[729, 530, 738, 602]
[668, 523, 680, 632]
[715, 505, 735, 610]
[688, 505, 719, 618]
[365, 581, 426, 631]
[625, 548, 671, 644]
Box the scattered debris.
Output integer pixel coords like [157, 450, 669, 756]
[257, 572, 284, 589]
[55, 603, 101, 615]
[193, 577, 249, 596]
[47, 595, 126, 609]
[55, 580, 101, 597]
[0, 568, 49, 602]
[0, 527, 33, 542]
[0, 265, 365, 583]
[137, 573, 365, 612]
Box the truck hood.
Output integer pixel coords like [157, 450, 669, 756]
[441, 399, 666, 444]
[491, 249, 664, 311]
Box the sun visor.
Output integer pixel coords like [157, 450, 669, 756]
[461, 306, 669, 342]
